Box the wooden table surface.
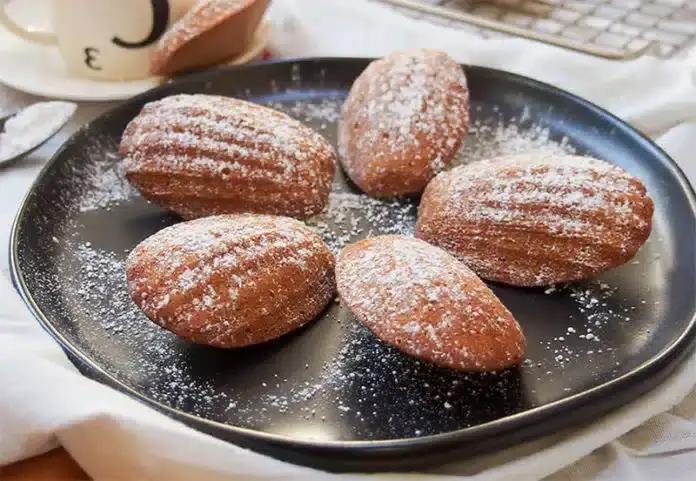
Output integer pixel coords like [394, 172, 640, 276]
[0, 449, 88, 481]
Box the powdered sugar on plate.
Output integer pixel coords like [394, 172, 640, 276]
[15, 83, 662, 441]
[64, 243, 227, 412]
[306, 192, 416, 253]
[455, 117, 575, 166]
[269, 98, 343, 126]
[76, 149, 137, 212]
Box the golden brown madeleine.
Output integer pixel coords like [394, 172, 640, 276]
[120, 94, 336, 220]
[336, 235, 525, 371]
[126, 214, 336, 348]
[150, 0, 269, 76]
[416, 154, 655, 287]
[337, 49, 469, 198]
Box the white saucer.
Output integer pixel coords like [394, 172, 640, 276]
[0, 0, 272, 104]
[0, 25, 163, 102]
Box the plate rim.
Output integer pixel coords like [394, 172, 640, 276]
[9, 57, 696, 456]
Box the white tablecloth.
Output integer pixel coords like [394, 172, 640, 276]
[1, 0, 696, 479]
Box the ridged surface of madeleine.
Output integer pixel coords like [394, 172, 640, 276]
[416, 154, 655, 286]
[337, 49, 469, 198]
[120, 94, 336, 220]
[336, 235, 525, 371]
[126, 214, 336, 348]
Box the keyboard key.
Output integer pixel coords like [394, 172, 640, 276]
[625, 12, 659, 27]
[378, 0, 690, 61]
[565, 1, 596, 13]
[579, 16, 613, 30]
[595, 5, 626, 20]
[595, 32, 630, 48]
[643, 28, 687, 45]
[626, 38, 651, 52]
[655, 43, 675, 57]
[552, 9, 581, 23]
[658, 19, 696, 35]
[640, 4, 675, 16]
[612, 0, 641, 8]
[502, 12, 534, 27]
[534, 18, 564, 34]
[609, 23, 641, 37]
[655, 0, 685, 6]
[562, 26, 596, 41]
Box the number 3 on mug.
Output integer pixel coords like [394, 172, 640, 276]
[0, 0, 189, 81]
[83, 47, 102, 71]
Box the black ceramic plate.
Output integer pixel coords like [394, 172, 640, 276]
[10, 59, 696, 472]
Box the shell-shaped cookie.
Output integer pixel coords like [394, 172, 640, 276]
[415, 154, 654, 286]
[120, 94, 336, 220]
[338, 49, 469, 198]
[126, 214, 336, 347]
[336, 235, 525, 371]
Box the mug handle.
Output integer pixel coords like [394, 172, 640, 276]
[0, 0, 57, 45]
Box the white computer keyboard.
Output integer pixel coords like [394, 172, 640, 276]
[376, 0, 696, 59]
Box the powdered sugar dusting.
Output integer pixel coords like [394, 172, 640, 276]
[270, 98, 343, 125]
[336, 236, 525, 371]
[121, 94, 333, 184]
[454, 120, 575, 166]
[65, 243, 228, 413]
[126, 214, 335, 348]
[120, 94, 336, 219]
[38, 235, 648, 435]
[343, 50, 468, 155]
[417, 152, 654, 286]
[338, 49, 469, 195]
[14, 80, 667, 441]
[306, 192, 416, 253]
[447, 154, 647, 234]
[77, 150, 137, 212]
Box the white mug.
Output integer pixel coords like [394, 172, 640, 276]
[0, 0, 195, 81]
